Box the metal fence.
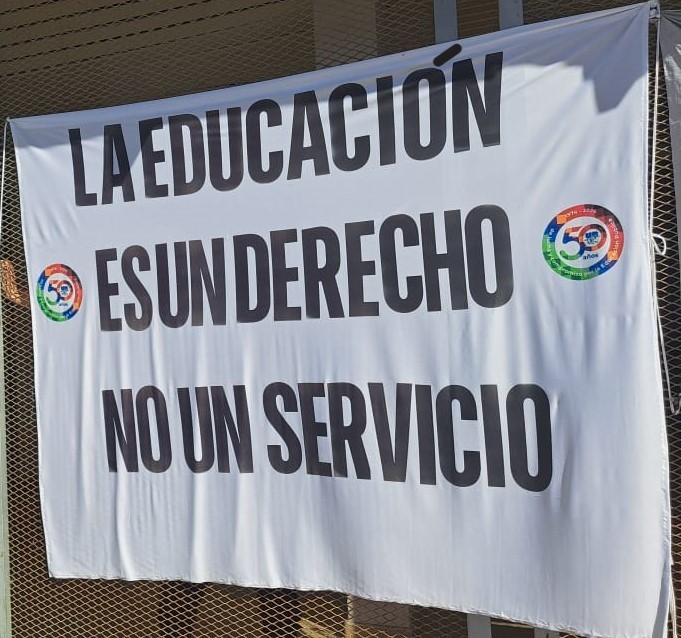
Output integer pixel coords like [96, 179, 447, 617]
[0, 0, 677, 635]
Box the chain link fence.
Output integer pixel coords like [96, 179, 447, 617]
[0, 0, 677, 635]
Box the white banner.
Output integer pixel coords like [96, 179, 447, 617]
[10, 4, 670, 637]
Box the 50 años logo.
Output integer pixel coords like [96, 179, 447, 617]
[542, 204, 624, 280]
[36, 264, 83, 321]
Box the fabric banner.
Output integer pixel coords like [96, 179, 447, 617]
[10, 4, 670, 637]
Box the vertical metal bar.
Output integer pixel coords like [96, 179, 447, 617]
[0, 121, 12, 638]
[467, 614, 492, 638]
[434, 0, 458, 43]
[498, 0, 523, 29]
[312, 8, 412, 634]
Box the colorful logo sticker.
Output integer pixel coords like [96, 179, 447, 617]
[542, 204, 624, 280]
[36, 264, 83, 321]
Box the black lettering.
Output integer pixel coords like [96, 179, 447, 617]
[121, 245, 153, 331]
[452, 52, 503, 152]
[346, 220, 379, 317]
[328, 383, 370, 479]
[69, 128, 97, 206]
[211, 385, 253, 473]
[271, 229, 301, 321]
[96, 248, 122, 332]
[506, 384, 552, 492]
[302, 227, 344, 319]
[207, 108, 244, 191]
[189, 238, 227, 326]
[380, 214, 423, 313]
[234, 234, 271, 323]
[415, 385, 437, 485]
[465, 205, 513, 308]
[169, 114, 206, 196]
[421, 210, 468, 311]
[435, 385, 480, 487]
[288, 91, 330, 180]
[298, 383, 332, 477]
[178, 386, 215, 473]
[480, 385, 505, 487]
[329, 83, 370, 172]
[403, 68, 447, 160]
[246, 99, 284, 184]
[103, 389, 138, 472]
[369, 383, 412, 482]
[376, 76, 396, 166]
[139, 117, 168, 198]
[264, 383, 302, 474]
[102, 124, 135, 204]
[136, 386, 172, 473]
[156, 242, 190, 328]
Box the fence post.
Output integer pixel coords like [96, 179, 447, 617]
[498, 0, 523, 29]
[434, 0, 459, 42]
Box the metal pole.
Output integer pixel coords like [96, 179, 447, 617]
[467, 614, 492, 638]
[434, 0, 458, 42]
[498, 0, 523, 29]
[312, 8, 413, 635]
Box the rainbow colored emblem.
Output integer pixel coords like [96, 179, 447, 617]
[36, 264, 83, 321]
[542, 204, 624, 280]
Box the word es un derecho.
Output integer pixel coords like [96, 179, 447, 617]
[69, 53, 503, 205]
[104, 381, 552, 492]
[95, 207, 514, 331]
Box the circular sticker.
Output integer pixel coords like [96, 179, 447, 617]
[542, 204, 624, 280]
[36, 264, 83, 321]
